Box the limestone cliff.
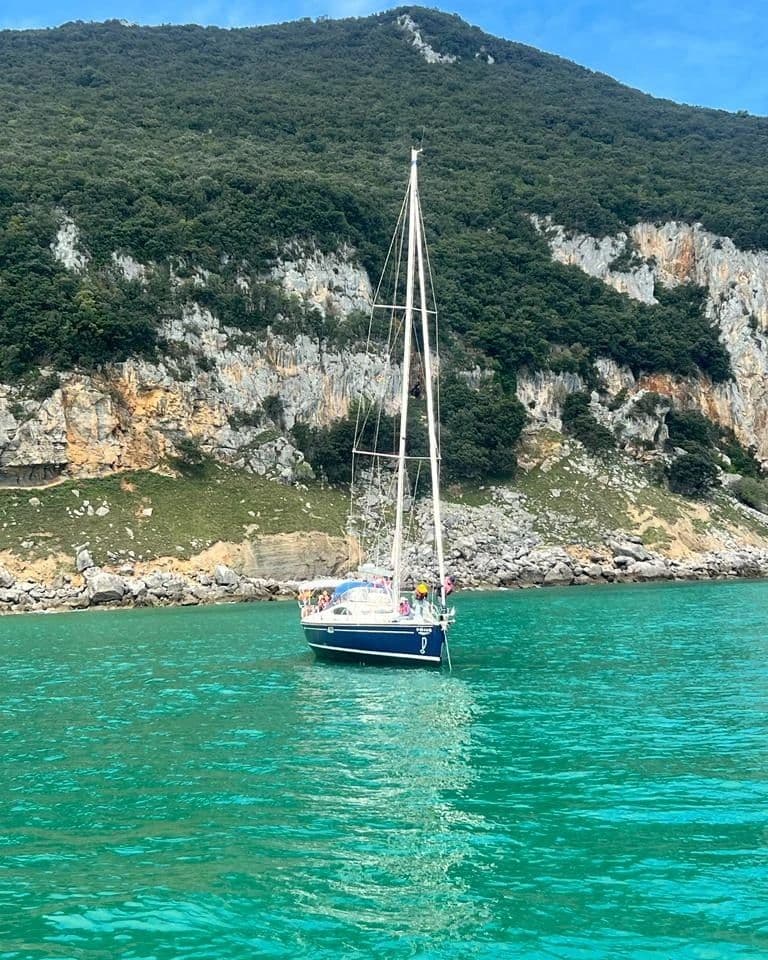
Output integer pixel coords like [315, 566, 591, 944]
[0, 221, 396, 484]
[532, 217, 768, 465]
[3, 214, 768, 486]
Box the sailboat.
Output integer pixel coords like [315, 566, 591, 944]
[299, 148, 455, 666]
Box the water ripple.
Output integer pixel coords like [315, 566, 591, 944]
[0, 583, 767, 958]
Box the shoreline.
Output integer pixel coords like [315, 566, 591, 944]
[1, 545, 767, 616]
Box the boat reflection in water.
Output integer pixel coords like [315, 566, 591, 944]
[289, 662, 485, 943]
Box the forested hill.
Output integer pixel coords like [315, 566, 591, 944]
[1, 7, 767, 387]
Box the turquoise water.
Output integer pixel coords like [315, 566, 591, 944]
[1, 580, 767, 959]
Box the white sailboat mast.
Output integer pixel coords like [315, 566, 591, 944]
[413, 184, 447, 606]
[390, 148, 420, 609]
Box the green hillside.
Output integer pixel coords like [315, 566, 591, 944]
[2, 7, 765, 390]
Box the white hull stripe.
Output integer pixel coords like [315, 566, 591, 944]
[307, 641, 441, 662]
[303, 622, 441, 632]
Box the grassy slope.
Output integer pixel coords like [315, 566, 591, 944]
[0, 464, 348, 569]
[4, 433, 763, 577]
[446, 431, 768, 557]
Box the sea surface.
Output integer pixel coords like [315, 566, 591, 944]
[1, 580, 767, 959]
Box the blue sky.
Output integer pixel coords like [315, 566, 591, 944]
[2, 0, 766, 116]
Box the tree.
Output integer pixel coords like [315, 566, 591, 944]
[172, 436, 206, 477]
[667, 452, 720, 498]
[732, 476, 768, 512]
[440, 375, 527, 482]
[561, 391, 615, 455]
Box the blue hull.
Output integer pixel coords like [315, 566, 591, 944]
[302, 622, 445, 666]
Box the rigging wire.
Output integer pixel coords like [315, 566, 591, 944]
[418, 197, 442, 455]
[352, 181, 410, 558]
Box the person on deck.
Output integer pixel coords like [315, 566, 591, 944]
[414, 582, 429, 617]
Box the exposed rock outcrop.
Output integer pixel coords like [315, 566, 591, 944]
[534, 217, 768, 465]
[51, 215, 89, 273]
[17, 212, 768, 487]
[396, 14, 458, 64]
[0, 240, 397, 484]
[271, 243, 372, 318]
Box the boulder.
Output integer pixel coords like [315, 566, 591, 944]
[63, 595, 90, 610]
[607, 538, 651, 562]
[87, 572, 126, 604]
[214, 564, 239, 587]
[126, 578, 147, 599]
[0, 566, 15, 588]
[76, 548, 94, 572]
[633, 560, 671, 580]
[543, 561, 574, 586]
[517, 566, 544, 585]
[144, 571, 169, 591]
[239, 580, 271, 601]
[149, 577, 186, 601]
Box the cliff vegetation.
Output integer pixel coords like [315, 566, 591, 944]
[2, 5, 759, 399]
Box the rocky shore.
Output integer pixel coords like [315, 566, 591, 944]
[0, 551, 298, 615]
[0, 537, 767, 616]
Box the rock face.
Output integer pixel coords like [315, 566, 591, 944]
[271, 243, 372, 318]
[51, 215, 89, 273]
[534, 217, 768, 465]
[0, 235, 397, 484]
[516, 370, 585, 431]
[396, 14, 458, 64]
[238, 532, 357, 581]
[11, 212, 768, 486]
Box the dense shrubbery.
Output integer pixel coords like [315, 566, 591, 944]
[666, 409, 718, 450]
[293, 402, 409, 487]
[0, 208, 159, 378]
[171, 435, 207, 476]
[561, 391, 615, 454]
[0, 8, 754, 388]
[667, 452, 720, 498]
[717, 430, 761, 477]
[292, 417, 357, 487]
[656, 403, 766, 502]
[666, 408, 761, 475]
[732, 476, 768, 512]
[439, 375, 527, 482]
[631, 391, 669, 417]
[293, 375, 525, 486]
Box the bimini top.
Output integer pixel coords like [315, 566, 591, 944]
[331, 579, 391, 605]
